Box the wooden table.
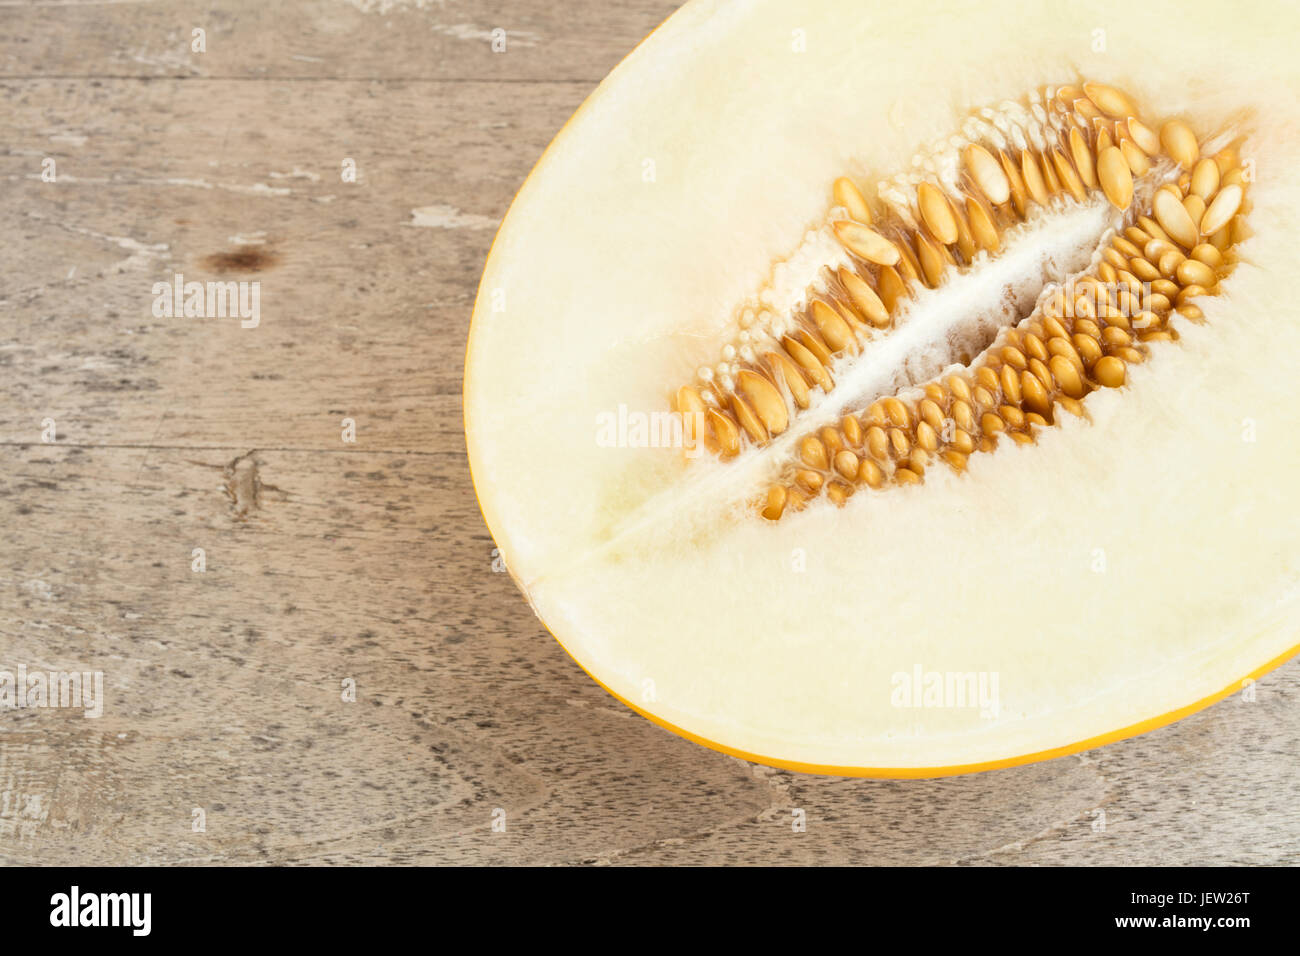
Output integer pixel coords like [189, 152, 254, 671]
[1, 0, 1295, 866]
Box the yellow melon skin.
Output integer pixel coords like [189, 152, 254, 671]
[465, 0, 1300, 775]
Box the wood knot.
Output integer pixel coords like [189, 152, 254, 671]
[223, 451, 262, 518]
[201, 248, 280, 274]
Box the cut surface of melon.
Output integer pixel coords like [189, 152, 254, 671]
[465, 0, 1300, 775]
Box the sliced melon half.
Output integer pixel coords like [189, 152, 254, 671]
[464, 0, 1300, 775]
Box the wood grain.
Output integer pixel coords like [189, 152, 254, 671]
[1, 0, 1296, 866]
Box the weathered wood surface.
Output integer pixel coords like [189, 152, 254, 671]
[1, 0, 1296, 866]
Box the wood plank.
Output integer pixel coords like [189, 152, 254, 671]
[0, 0, 680, 82]
[1, 78, 569, 449]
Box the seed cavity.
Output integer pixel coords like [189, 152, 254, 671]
[665, 81, 1248, 520]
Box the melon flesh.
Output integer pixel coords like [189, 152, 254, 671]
[465, 0, 1300, 774]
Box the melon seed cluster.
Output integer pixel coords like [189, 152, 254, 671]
[762, 116, 1248, 516]
[663, 81, 1250, 519]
